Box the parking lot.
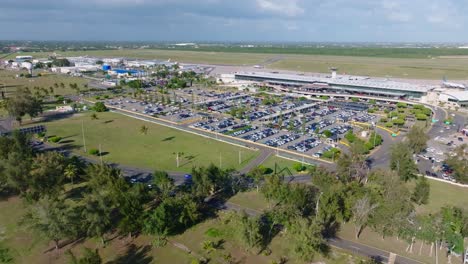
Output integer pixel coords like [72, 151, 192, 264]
[103, 90, 382, 161]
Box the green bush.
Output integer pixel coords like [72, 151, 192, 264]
[384, 109, 390, 114]
[396, 102, 407, 108]
[323, 130, 333, 138]
[369, 99, 376, 105]
[37, 132, 46, 138]
[380, 117, 388, 123]
[319, 96, 329, 100]
[415, 114, 428, 121]
[93, 102, 108, 112]
[205, 228, 222, 238]
[48, 136, 62, 143]
[393, 119, 405, 126]
[344, 131, 357, 143]
[88, 149, 100, 156]
[385, 122, 393, 128]
[322, 148, 340, 159]
[293, 163, 307, 172]
[351, 97, 359, 102]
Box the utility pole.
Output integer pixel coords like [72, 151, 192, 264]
[81, 120, 87, 153]
[176, 152, 180, 168]
[238, 150, 242, 165]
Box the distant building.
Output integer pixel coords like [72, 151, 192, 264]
[15, 55, 32, 62]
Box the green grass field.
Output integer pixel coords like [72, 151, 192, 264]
[9, 48, 468, 79]
[267, 54, 468, 79]
[0, 69, 89, 96]
[41, 111, 258, 172]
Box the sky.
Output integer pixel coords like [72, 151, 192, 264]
[1, 0, 468, 42]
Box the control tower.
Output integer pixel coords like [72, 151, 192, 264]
[330, 67, 338, 79]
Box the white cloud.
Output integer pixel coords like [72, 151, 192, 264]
[256, 0, 304, 17]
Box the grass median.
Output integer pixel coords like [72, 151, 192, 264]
[41, 111, 258, 172]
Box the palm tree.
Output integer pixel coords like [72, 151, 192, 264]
[91, 113, 98, 120]
[64, 164, 78, 185]
[139, 125, 148, 135]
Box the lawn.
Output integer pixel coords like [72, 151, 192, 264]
[416, 179, 468, 214]
[41, 111, 258, 172]
[0, 69, 89, 97]
[260, 155, 303, 173]
[228, 191, 269, 212]
[268, 54, 468, 80]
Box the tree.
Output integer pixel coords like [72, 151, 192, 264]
[67, 248, 102, 264]
[288, 218, 328, 261]
[411, 176, 430, 205]
[352, 195, 378, 239]
[248, 166, 265, 192]
[406, 125, 429, 154]
[22, 198, 78, 250]
[368, 170, 415, 239]
[93, 102, 107, 112]
[145, 194, 200, 238]
[81, 194, 112, 246]
[230, 211, 263, 252]
[91, 113, 98, 120]
[64, 163, 79, 185]
[117, 186, 146, 239]
[337, 140, 369, 183]
[191, 164, 232, 198]
[5, 87, 43, 125]
[390, 142, 417, 182]
[28, 152, 67, 200]
[445, 144, 468, 184]
[139, 125, 149, 135]
[152, 170, 175, 198]
[0, 244, 13, 263]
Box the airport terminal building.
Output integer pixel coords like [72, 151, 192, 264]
[234, 72, 434, 100]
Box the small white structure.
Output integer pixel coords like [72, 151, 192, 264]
[55, 105, 74, 113]
[361, 131, 368, 138]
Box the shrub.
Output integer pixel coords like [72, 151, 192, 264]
[205, 228, 222, 238]
[351, 97, 359, 102]
[380, 117, 388, 123]
[344, 131, 357, 143]
[369, 99, 377, 105]
[416, 114, 428, 121]
[88, 149, 100, 156]
[48, 136, 62, 143]
[384, 109, 390, 114]
[393, 119, 405, 126]
[322, 148, 340, 159]
[385, 122, 393, 128]
[322, 130, 333, 138]
[37, 132, 46, 138]
[319, 96, 329, 100]
[293, 163, 307, 172]
[93, 102, 108, 112]
[396, 102, 407, 108]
